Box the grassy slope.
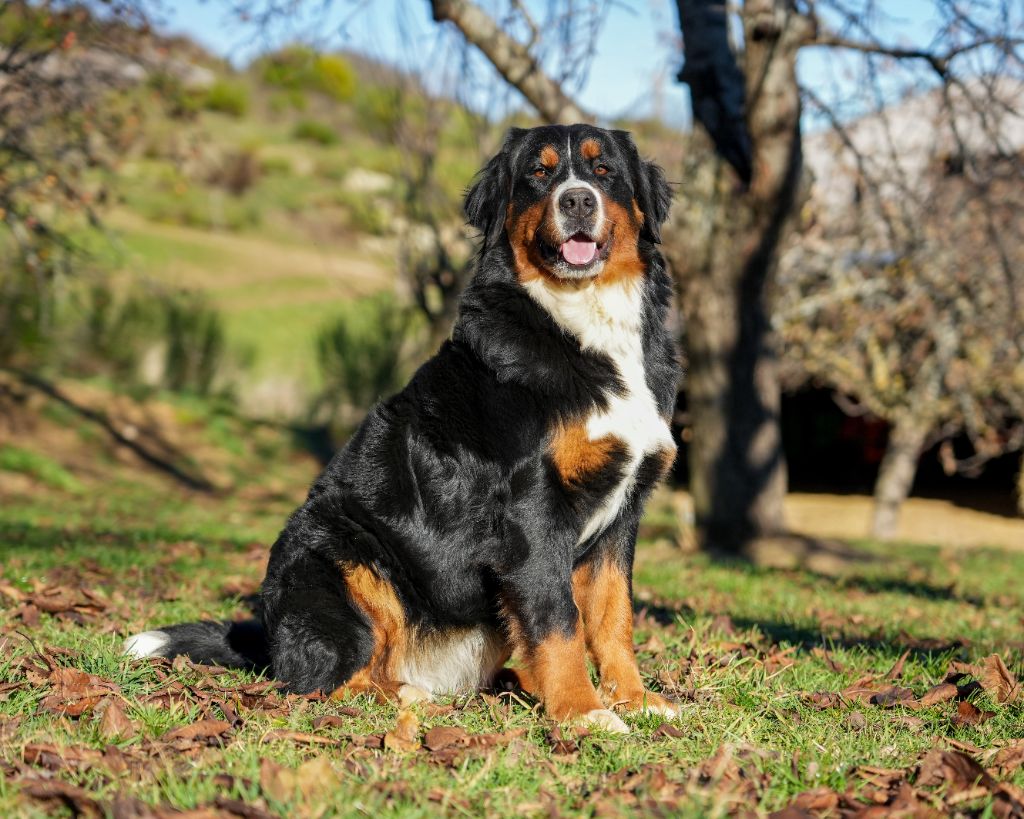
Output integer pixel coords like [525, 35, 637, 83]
[1, 459, 1023, 817]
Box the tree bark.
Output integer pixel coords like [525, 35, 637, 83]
[666, 0, 812, 553]
[428, 0, 589, 124]
[871, 418, 928, 540]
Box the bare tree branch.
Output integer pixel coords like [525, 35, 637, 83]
[427, 0, 589, 124]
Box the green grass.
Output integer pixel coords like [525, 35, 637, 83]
[0, 445, 82, 493]
[1, 471, 1022, 817]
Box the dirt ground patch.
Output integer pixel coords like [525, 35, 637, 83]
[784, 492, 1024, 550]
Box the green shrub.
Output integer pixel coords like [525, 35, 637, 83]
[311, 54, 357, 101]
[76, 283, 161, 381]
[293, 119, 339, 146]
[162, 291, 227, 396]
[354, 85, 403, 140]
[258, 46, 356, 102]
[203, 79, 250, 118]
[313, 294, 416, 435]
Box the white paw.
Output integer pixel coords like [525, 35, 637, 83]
[582, 708, 630, 734]
[123, 630, 169, 659]
[397, 683, 432, 706]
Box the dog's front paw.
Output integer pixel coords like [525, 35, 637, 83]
[617, 690, 682, 718]
[581, 708, 630, 734]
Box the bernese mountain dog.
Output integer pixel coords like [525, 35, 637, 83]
[125, 124, 680, 734]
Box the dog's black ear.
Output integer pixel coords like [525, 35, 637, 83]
[464, 128, 526, 248]
[612, 130, 672, 244]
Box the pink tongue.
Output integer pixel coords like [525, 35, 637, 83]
[560, 238, 598, 266]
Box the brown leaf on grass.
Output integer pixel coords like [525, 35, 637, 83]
[383, 709, 420, 752]
[259, 729, 339, 746]
[980, 654, 1022, 704]
[311, 714, 348, 731]
[260, 756, 336, 803]
[163, 719, 232, 743]
[40, 666, 120, 716]
[98, 700, 137, 740]
[19, 778, 102, 818]
[804, 691, 843, 710]
[791, 787, 840, 811]
[916, 749, 995, 791]
[870, 686, 918, 709]
[294, 757, 337, 800]
[546, 726, 579, 756]
[885, 649, 910, 681]
[0, 715, 22, 740]
[23, 743, 103, 772]
[991, 741, 1024, 776]
[951, 700, 995, 727]
[423, 725, 469, 751]
[259, 758, 293, 803]
[653, 723, 686, 739]
[920, 682, 958, 707]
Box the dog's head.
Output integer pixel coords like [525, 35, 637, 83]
[465, 125, 672, 283]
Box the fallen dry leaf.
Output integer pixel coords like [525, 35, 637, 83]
[884, 649, 910, 681]
[917, 749, 995, 791]
[163, 719, 232, 742]
[259, 729, 339, 746]
[951, 700, 995, 727]
[991, 741, 1024, 776]
[98, 700, 136, 740]
[19, 778, 102, 817]
[980, 653, 1022, 704]
[383, 709, 420, 752]
[259, 758, 293, 803]
[423, 725, 468, 751]
[920, 682, 958, 707]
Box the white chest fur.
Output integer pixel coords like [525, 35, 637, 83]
[523, 278, 674, 544]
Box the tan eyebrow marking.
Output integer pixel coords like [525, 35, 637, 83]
[540, 145, 560, 168]
[581, 138, 601, 160]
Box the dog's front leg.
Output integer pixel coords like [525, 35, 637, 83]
[502, 580, 629, 734]
[572, 556, 681, 718]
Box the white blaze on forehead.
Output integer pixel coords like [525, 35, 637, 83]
[550, 131, 604, 240]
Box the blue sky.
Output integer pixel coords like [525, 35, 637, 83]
[160, 0, 948, 126]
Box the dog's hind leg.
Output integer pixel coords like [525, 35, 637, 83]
[263, 552, 378, 695]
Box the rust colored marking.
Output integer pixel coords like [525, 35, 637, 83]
[581, 138, 602, 160]
[596, 199, 646, 287]
[540, 144, 560, 169]
[525, 624, 604, 721]
[631, 197, 645, 226]
[572, 559, 677, 714]
[331, 562, 408, 695]
[549, 424, 623, 486]
[655, 445, 677, 480]
[506, 200, 558, 284]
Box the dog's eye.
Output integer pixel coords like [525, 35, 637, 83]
[532, 168, 548, 178]
[594, 164, 610, 176]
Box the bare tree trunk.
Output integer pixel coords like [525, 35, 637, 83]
[667, 0, 812, 553]
[871, 419, 928, 540]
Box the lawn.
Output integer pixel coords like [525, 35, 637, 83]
[1, 475, 1022, 817]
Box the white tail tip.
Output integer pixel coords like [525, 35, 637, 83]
[123, 630, 169, 659]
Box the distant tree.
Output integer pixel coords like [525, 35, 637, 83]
[0, 0, 148, 363]
[777, 83, 1024, 537]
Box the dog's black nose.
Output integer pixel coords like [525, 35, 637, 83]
[558, 187, 596, 219]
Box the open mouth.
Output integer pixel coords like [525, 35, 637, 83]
[539, 232, 611, 274]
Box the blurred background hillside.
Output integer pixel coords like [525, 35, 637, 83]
[1, 0, 1021, 554]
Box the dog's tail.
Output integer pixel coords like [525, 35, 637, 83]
[123, 619, 271, 672]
